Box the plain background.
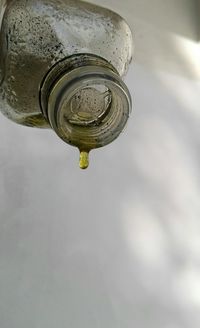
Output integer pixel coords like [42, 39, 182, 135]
[0, 0, 200, 327]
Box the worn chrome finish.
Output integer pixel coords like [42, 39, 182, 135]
[0, 0, 133, 167]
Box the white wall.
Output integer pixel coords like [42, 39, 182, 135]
[0, 1, 200, 328]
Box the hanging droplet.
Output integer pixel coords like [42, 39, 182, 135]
[79, 150, 89, 169]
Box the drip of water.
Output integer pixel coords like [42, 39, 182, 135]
[79, 150, 89, 169]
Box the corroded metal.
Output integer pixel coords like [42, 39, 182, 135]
[0, 0, 133, 168]
[0, 0, 133, 128]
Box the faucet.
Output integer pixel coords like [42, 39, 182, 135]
[0, 0, 133, 169]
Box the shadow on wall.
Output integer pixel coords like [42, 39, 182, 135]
[197, 0, 200, 40]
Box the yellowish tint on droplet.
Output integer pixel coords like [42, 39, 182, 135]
[79, 151, 89, 170]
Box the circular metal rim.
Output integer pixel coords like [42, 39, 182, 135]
[48, 65, 132, 150]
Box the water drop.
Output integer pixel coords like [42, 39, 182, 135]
[79, 150, 89, 170]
